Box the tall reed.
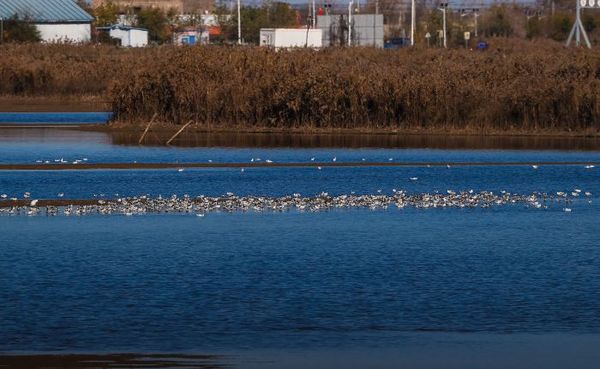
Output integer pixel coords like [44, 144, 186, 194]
[2, 41, 599, 132]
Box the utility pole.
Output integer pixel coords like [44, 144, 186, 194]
[474, 9, 479, 37]
[411, 0, 416, 46]
[237, 0, 242, 44]
[460, 8, 479, 38]
[374, 0, 380, 47]
[314, 0, 318, 28]
[0, 17, 3, 45]
[348, 0, 353, 46]
[566, 0, 592, 48]
[438, 3, 448, 48]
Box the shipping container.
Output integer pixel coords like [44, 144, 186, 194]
[259, 28, 323, 48]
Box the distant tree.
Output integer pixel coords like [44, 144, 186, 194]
[582, 13, 598, 34]
[222, 2, 297, 44]
[526, 16, 543, 39]
[482, 5, 513, 37]
[137, 7, 173, 44]
[93, 1, 119, 26]
[547, 13, 573, 41]
[76, 0, 94, 16]
[2, 15, 41, 43]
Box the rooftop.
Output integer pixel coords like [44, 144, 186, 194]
[0, 0, 94, 23]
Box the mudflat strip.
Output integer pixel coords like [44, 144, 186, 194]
[0, 162, 599, 171]
[0, 353, 225, 369]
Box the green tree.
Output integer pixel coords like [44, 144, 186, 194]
[547, 13, 573, 41]
[526, 16, 542, 39]
[93, 1, 119, 26]
[2, 15, 41, 43]
[482, 5, 513, 37]
[137, 7, 173, 44]
[223, 1, 297, 44]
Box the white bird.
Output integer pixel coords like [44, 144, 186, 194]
[208, 160, 213, 163]
[317, 166, 322, 170]
[532, 165, 539, 169]
[409, 177, 418, 181]
[447, 164, 451, 168]
[57, 193, 64, 197]
[310, 157, 315, 161]
[23, 192, 31, 198]
[389, 158, 393, 161]
[177, 168, 184, 172]
[1, 194, 7, 199]
[197, 213, 205, 217]
[30, 200, 38, 206]
[563, 208, 572, 212]
[241, 168, 245, 172]
[584, 165, 595, 169]
[251, 158, 255, 162]
[332, 157, 337, 162]
[265, 159, 273, 163]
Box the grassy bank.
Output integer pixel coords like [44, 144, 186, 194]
[2, 41, 600, 133]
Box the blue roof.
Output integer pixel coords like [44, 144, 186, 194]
[0, 0, 94, 23]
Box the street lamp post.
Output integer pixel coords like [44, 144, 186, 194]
[410, 0, 415, 46]
[460, 8, 479, 39]
[438, 3, 448, 48]
[348, 0, 353, 46]
[237, 0, 242, 44]
[0, 17, 4, 45]
[474, 9, 479, 37]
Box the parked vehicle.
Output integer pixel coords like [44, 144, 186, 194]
[384, 37, 411, 49]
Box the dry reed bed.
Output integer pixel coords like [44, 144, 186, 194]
[2, 41, 600, 132]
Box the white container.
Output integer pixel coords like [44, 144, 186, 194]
[260, 28, 322, 48]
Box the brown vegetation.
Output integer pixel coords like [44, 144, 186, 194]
[111, 40, 600, 132]
[2, 41, 600, 133]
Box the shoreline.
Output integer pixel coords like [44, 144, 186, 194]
[0, 161, 598, 171]
[1, 98, 600, 138]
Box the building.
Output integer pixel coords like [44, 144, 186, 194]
[93, 0, 214, 14]
[0, 0, 93, 43]
[173, 27, 208, 45]
[97, 24, 149, 47]
[317, 14, 384, 47]
[260, 28, 322, 49]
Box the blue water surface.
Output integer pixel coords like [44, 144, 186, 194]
[0, 112, 110, 125]
[2, 129, 600, 369]
[1, 208, 599, 353]
[1, 129, 600, 164]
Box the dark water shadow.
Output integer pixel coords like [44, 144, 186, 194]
[112, 131, 600, 151]
[0, 353, 226, 369]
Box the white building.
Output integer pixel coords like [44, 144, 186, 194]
[98, 25, 149, 47]
[260, 28, 322, 49]
[0, 0, 94, 43]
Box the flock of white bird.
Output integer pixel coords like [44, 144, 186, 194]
[3, 157, 595, 216]
[0, 190, 593, 217]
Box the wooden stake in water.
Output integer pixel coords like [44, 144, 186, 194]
[138, 113, 158, 145]
[166, 120, 194, 145]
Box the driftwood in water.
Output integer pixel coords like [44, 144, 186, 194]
[138, 113, 158, 144]
[166, 120, 194, 145]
